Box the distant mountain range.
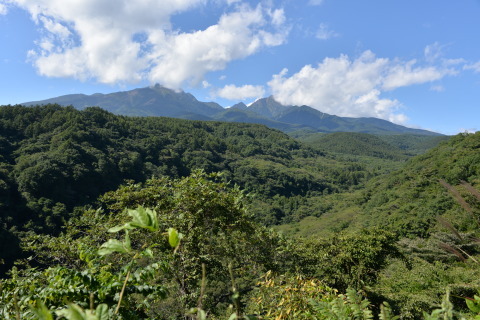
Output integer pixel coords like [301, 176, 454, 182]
[22, 84, 441, 136]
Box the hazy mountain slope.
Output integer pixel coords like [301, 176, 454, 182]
[273, 104, 440, 135]
[213, 108, 310, 132]
[276, 106, 339, 130]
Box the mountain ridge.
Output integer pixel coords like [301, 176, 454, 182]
[21, 85, 441, 136]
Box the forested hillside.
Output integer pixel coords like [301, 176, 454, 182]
[0, 104, 379, 272]
[1, 104, 479, 319]
[294, 132, 410, 160]
[281, 132, 480, 237]
[291, 131, 449, 159]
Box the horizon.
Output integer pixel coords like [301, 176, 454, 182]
[1, 1, 479, 135]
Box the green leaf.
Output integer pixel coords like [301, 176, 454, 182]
[142, 248, 154, 258]
[127, 206, 159, 231]
[30, 301, 54, 320]
[198, 309, 207, 320]
[168, 228, 183, 248]
[56, 304, 87, 320]
[124, 231, 131, 252]
[95, 304, 109, 320]
[107, 225, 131, 233]
[98, 239, 131, 256]
[467, 298, 480, 314]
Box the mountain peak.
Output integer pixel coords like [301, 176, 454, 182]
[230, 102, 248, 110]
[248, 96, 290, 118]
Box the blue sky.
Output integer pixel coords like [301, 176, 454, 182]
[1, 0, 479, 134]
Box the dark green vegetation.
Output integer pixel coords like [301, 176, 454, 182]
[1, 103, 480, 319]
[22, 85, 440, 136]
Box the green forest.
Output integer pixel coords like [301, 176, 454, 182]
[1, 104, 480, 319]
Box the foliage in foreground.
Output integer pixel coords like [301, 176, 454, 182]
[1, 172, 288, 319]
[0, 172, 477, 319]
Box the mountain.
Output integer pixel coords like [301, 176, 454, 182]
[21, 85, 441, 136]
[23, 84, 223, 118]
[270, 104, 438, 135]
[230, 102, 248, 110]
[247, 96, 291, 118]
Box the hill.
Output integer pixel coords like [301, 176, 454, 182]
[22, 85, 441, 136]
[294, 132, 409, 160]
[278, 132, 480, 238]
[293, 132, 450, 160]
[0, 103, 376, 228]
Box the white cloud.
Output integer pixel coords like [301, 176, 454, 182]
[268, 50, 456, 123]
[464, 61, 480, 73]
[424, 42, 445, 63]
[0, 3, 8, 15]
[382, 60, 453, 90]
[39, 16, 71, 40]
[9, 0, 288, 88]
[424, 42, 465, 68]
[459, 128, 478, 134]
[214, 84, 265, 100]
[266, 8, 286, 26]
[147, 4, 288, 88]
[316, 23, 338, 40]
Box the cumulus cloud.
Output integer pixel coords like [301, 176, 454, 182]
[147, 4, 288, 88]
[214, 84, 265, 100]
[382, 60, 452, 90]
[316, 23, 339, 40]
[9, 0, 288, 88]
[268, 50, 455, 123]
